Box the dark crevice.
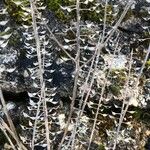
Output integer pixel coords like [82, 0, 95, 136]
[2, 90, 29, 103]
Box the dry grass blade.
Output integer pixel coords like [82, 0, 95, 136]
[0, 89, 27, 150]
[87, 32, 120, 150]
[112, 44, 150, 150]
[0, 123, 16, 150]
[29, 0, 50, 149]
[111, 49, 133, 150]
[58, 1, 81, 149]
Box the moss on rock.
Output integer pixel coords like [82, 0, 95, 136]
[47, 0, 114, 24]
[108, 69, 127, 96]
[5, 0, 31, 25]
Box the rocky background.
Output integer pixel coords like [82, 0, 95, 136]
[0, 0, 150, 149]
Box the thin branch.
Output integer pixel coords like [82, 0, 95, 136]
[35, 8, 76, 62]
[112, 44, 150, 150]
[87, 33, 120, 150]
[58, 0, 81, 149]
[29, 1, 50, 150]
[0, 123, 17, 150]
[111, 49, 133, 150]
[68, 1, 133, 148]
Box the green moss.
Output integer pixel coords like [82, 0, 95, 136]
[122, 8, 133, 22]
[108, 69, 127, 96]
[80, 2, 113, 23]
[132, 107, 150, 126]
[99, 144, 105, 150]
[133, 107, 143, 120]
[8, 31, 21, 47]
[55, 9, 67, 21]
[110, 69, 127, 85]
[5, 0, 31, 25]
[47, 0, 75, 23]
[146, 59, 150, 67]
[47, 0, 114, 23]
[109, 85, 121, 96]
[48, 0, 61, 10]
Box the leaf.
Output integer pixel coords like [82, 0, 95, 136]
[41, 144, 47, 148]
[28, 92, 37, 97]
[33, 82, 39, 88]
[6, 68, 16, 73]
[43, 40, 49, 46]
[29, 121, 33, 126]
[51, 92, 56, 96]
[112, 111, 119, 116]
[63, 45, 70, 49]
[101, 114, 107, 117]
[61, 57, 70, 61]
[12, 0, 22, 6]
[23, 112, 29, 118]
[45, 62, 52, 67]
[20, 135, 26, 143]
[127, 111, 135, 114]
[0, 41, 8, 48]
[22, 12, 29, 16]
[48, 98, 58, 104]
[33, 62, 39, 66]
[146, 0, 150, 2]
[49, 70, 55, 73]
[23, 70, 29, 77]
[29, 99, 36, 106]
[113, 104, 120, 108]
[21, 7, 31, 13]
[1, 33, 12, 39]
[64, 38, 70, 43]
[22, 24, 30, 28]
[4, 27, 10, 32]
[38, 6, 46, 10]
[20, 125, 27, 130]
[109, 115, 115, 119]
[0, 8, 7, 15]
[0, 20, 8, 26]
[60, 6, 72, 12]
[0, 40, 5, 45]
[87, 23, 93, 28]
[47, 78, 52, 82]
[88, 46, 95, 51]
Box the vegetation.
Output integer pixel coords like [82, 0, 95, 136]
[0, 0, 150, 150]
